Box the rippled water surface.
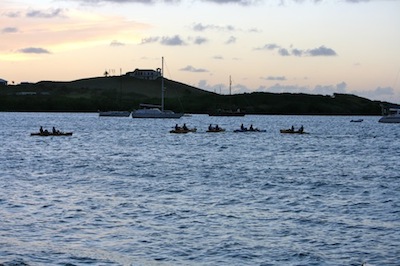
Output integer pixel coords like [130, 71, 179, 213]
[0, 112, 399, 266]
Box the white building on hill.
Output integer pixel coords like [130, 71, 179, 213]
[126, 68, 161, 80]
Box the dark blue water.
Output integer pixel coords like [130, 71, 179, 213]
[0, 113, 399, 266]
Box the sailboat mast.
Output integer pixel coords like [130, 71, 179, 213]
[161, 57, 164, 112]
[229, 75, 232, 95]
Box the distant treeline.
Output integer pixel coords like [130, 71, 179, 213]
[0, 76, 386, 115]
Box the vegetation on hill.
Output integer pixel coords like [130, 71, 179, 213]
[0, 75, 386, 115]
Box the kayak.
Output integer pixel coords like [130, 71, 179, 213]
[234, 129, 266, 133]
[31, 132, 73, 136]
[170, 128, 197, 134]
[280, 129, 307, 134]
[206, 128, 225, 133]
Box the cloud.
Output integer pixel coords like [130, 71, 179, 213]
[110, 40, 125, 46]
[26, 8, 66, 18]
[225, 36, 236, 44]
[191, 22, 259, 34]
[199, 78, 396, 102]
[313, 82, 347, 94]
[279, 48, 290, 56]
[345, 0, 369, 3]
[307, 45, 337, 56]
[69, 0, 181, 4]
[161, 35, 186, 45]
[193, 36, 208, 45]
[259, 81, 346, 95]
[64, 0, 370, 5]
[75, 0, 259, 4]
[3, 11, 21, 18]
[281, 0, 369, 4]
[256, 43, 337, 57]
[213, 55, 224, 60]
[1, 27, 18, 33]
[201, 0, 259, 5]
[180, 65, 208, 72]
[141, 35, 186, 45]
[197, 79, 251, 94]
[141, 36, 160, 44]
[192, 23, 236, 32]
[355, 86, 394, 99]
[254, 43, 280, 50]
[18, 47, 51, 54]
[291, 48, 303, 56]
[263, 76, 287, 81]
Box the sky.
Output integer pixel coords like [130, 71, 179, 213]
[1, 0, 400, 103]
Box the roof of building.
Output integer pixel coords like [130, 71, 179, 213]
[0, 78, 8, 83]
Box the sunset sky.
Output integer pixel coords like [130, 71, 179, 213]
[1, 0, 400, 103]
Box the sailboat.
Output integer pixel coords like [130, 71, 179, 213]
[99, 76, 131, 117]
[208, 76, 245, 117]
[131, 57, 183, 119]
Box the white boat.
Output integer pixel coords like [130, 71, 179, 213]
[99, 111, 131, 117]
[379, 108, 400, 123]
[132, 57, 183, 119]
[132, 104, 182, 118]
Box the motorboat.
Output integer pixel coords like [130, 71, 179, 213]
[379, 108, 400, 123]
[132, 57, 183, 119]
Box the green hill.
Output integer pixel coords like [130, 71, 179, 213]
[0, 75, 389, 115]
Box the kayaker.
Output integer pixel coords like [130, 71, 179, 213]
[299, 125, 304, 133]
[208, 124, 213, 131]
[175, 124, 180, 130]
[40, 126, 44, 134]
[183, 123, 188, 130]
[250, 124, 254, 131]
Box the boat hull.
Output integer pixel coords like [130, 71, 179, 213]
[280, 129, 307, 134]
[378, 117, 400, 123]
[99, 111, 131, 117]
[31, 132, 73, 136]
[132, 113, 183, 118]
[234, 129, 266, 133]
[132, 108, 183, 119]
[206, 129, 226, 133]
[170, 128, 197, 134]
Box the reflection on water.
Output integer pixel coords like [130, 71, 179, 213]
[0, 113, 399, 265]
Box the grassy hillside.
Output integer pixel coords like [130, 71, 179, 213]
[0, 75, 387, 115]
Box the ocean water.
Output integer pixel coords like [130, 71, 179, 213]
[0, 112, 399, 266]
